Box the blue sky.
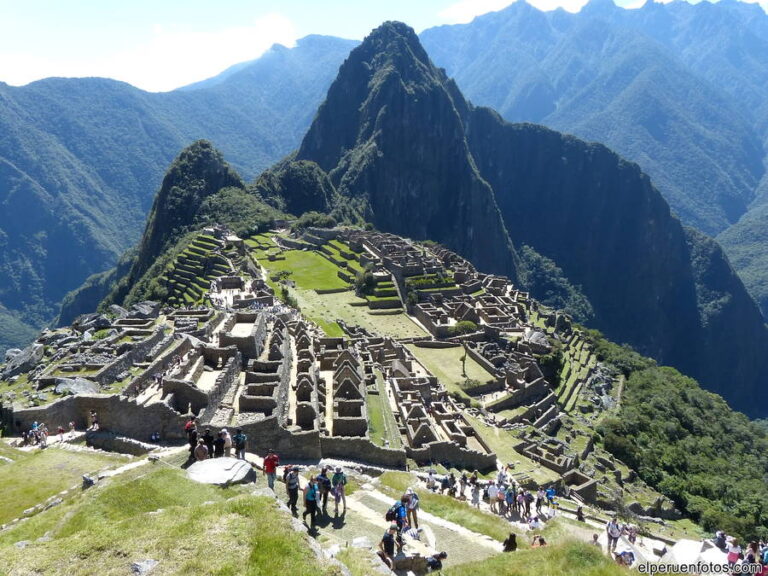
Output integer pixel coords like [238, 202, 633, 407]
[0, 0, 764, 92]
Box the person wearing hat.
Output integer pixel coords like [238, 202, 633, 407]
[331, 466, 348, 515]
[263, 448, 279, 490]
[378, 524, 398, 569]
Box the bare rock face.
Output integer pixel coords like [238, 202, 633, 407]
[1, 342, 44, 379]
[186, 457, 256, 486]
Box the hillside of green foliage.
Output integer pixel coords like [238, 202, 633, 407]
[588, 331, 768, 540]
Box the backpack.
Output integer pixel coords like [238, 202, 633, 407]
[385, 502, 401, 522]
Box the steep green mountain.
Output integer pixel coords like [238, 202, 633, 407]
[293, 23, 519, 279]
[260, 21, 768, 416]
[0, 35, 355, 352]
[59, 141, 283, 318]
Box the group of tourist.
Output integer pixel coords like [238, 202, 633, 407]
[375, 485, 447, 572]
[713, 531, 768, 573]
[297, 465, 349, 525]
[184, 416, 249, 461]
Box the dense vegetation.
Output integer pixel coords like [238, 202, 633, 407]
[519, 245, 593, 323]
[588, 331, 768, 540]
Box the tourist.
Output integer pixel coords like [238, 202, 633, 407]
[440, 475, 450, 494]
[615, 550, 635, 567]
[425, 551, 447, 572]
[606, 516, 622, 552]
[545, 486, 556, 507]
[405, 487, 420, 528]
[488, 481, 499, 514]
[213, 431, 225, 458]
[150, 431, 160, 443]
[187, 420, 198, 459]
[591, 533, 600, 547]
[68, 421, 75, 436]
[577, 506, 586, 522]
[714, 531, 727, 551]
[503, 533, 517, 552]
[394, 496, 409, 550]
[331, 467, 347, 515]
[516, 490, 526, 519]
[317, 467, 332, 514]
[378, 524, 398, 569]
[232, 428, 247, 460]
[263, 449, 279, 490]
[57, 425, 65, 442]
[745, 542, 760, 565]
[627, 524, 637, 544]
[505, 485, 516, 517]
[471, 483, 481, 509]
[727, 539, 743, 568]
[89, 410, 99, 431]
[529, 516, 542, 530]
[302, 475, 320, 527]
[202, 428, 214, 456]
[220, 428, 232, 457]
[458, 473, 468, 500]
[426, 470, 437, 492]
[194, 439, 208, 461]
[285, 466, 300, 512]
[524, 489, 534, 517]
[536, 488, 545, 513]
[531, 535, 547, 547]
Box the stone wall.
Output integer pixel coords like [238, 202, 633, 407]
[162, 378, 208, 414]
[13, 393, 188, 441]
[124, 337, 194, 397]
[406, 441, 496, 472]
[320, 436, 407, 468]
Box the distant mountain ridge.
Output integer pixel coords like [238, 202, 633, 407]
[420, 0, 768, 316]
[0, 35, 356, 352]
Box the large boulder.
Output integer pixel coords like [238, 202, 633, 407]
[54, 377, 100, 396]
[1, 343, 44, 379]
[187, 458, 256, 486]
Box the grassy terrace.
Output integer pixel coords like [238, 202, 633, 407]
[405, 344, 496, 403]
[1, 465, 341, 576]
[290, 290, 426, 339]
[261, 249, 350, 292]
[0, 444, 128, 525]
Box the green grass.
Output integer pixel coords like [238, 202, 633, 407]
[313, 317, 345, 338]
[464, 416, 559, 485]
[0, 465, 342, 575]
[443, 541, 628, 576]
[258, 249, 349, 292]
[0, 445, 127, 525]
[288, 290, 426, 339]
[406, 345, 495, 399]
[366, 372, 403, 449]
[377, 472, 512, 542]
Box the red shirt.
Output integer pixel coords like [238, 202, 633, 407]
[264, 454, 279, 474]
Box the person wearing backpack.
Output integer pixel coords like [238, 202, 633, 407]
[331, 467, 347, 515]
[317, 467, 332, 514]
[302, 475, 320, 527]
[232, 429, 247, 460]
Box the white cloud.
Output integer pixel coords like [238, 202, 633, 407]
[0, 12, 298, 92]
